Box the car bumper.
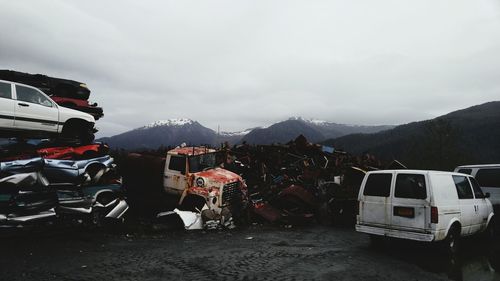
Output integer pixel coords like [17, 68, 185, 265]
[356, 224, 438, 242]
[0, 208, 56, 227]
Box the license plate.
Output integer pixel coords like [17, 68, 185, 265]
[394, 206, 415, 218]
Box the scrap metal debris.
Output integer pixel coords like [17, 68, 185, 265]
[0, 142, 128, 227]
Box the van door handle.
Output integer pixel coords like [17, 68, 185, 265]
[18, 103, 29, 107]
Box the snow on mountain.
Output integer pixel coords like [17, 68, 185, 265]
[287, 117, 328, 125]
[142, 118, 194, 129]
[219, 129, 253, 137]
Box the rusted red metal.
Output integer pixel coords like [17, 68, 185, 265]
[169, 147, 215, 156]
[279, 185, 316, 207]
[37, 143, 109, 160]
[252, 202, 282, 222]
[195, 168, 242, 185]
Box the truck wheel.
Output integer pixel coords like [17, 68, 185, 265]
[444, 227, 460, 255]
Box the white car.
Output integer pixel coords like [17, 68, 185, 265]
[454, 164, 500, 207]
[0, 79, 95, 143]
[356, 170, 495, 253]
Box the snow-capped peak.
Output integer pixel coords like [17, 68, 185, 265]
[143, 118, 194, 128]
[287, 117, 329, 125]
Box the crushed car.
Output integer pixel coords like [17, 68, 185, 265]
[0, 172, 58, 227]
[0, 155, 127, 227]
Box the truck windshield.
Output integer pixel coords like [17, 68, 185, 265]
[189, 153, 219, 173]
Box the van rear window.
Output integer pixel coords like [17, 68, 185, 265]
[475, 168, 500, 188]
[395, 174, 426, 199]
[363, 174, 392, 197]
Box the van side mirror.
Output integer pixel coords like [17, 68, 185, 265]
[485, 192, 490, 198]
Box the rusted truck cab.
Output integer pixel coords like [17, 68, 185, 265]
[163, 147, 246, 209]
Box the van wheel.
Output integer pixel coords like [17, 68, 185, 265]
[485, 218, 495, 242]
[444, 227, 460, 255]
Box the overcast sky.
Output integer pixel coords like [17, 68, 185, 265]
[1, 1, 499, 137]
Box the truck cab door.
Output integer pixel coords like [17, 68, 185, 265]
[390, 173, 429, 233]
[13, 84, 59, 132]
[0, 81, 15, 129]
[163, 155, 187, 195]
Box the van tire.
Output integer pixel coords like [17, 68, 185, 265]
[485, 218, 495, 242]
[444, 226, 460, 255]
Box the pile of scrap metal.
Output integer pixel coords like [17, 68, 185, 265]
[0, 69, 104, 120]
[225, 135, 398, 226]
[0, 143, 128, 227]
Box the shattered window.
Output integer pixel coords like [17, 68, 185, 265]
[189, 153, 217, 173]
[395, 174, 426, 199]
[0, 82, 11, 99]
[363, 173, 392, 197]
[476, 168, 500, 188]
[169, 156, 185, 174]
[453, 175, 474, 199]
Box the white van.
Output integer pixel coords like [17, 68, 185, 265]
[356, 170, 495, 252]
[454, 164, 500, 207]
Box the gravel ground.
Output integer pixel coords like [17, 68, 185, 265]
[1, 224, 499, 281]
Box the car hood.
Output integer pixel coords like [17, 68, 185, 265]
[58, 105, 95, 123]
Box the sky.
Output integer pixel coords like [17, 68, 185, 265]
[1, 1, 499, 138]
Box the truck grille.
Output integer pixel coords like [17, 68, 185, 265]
[222, 181, 241, 206]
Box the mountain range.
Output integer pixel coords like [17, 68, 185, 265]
[98, 101, 500, 169]
[321, 101, 500, 169]
[98, 117, 393, 150]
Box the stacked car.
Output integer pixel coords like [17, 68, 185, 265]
[0, 70, 127, 227]
[0, 142, 128, 227]
[0, 70, 103, 120]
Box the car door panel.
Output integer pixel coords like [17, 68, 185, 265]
[469, 177, 490, 232]
[13, 84, 59, 132]
[0, 82, 15, 128]
[453, 175, 475, 235]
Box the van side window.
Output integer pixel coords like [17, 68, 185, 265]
[395, 174, 426, 199]
[453, 175, 474, 199]
[168, 156, 185, 174]
[458, 169, 472, 175]
[363, 174, 392, 197]
[0, 82, 12, 99]
[469, 177, 485, 199]
[475, 168, 500, 188]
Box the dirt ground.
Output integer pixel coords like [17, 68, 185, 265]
[1, 223, 499, 281]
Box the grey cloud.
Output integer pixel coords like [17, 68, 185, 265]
[0, 0, 499, 137]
